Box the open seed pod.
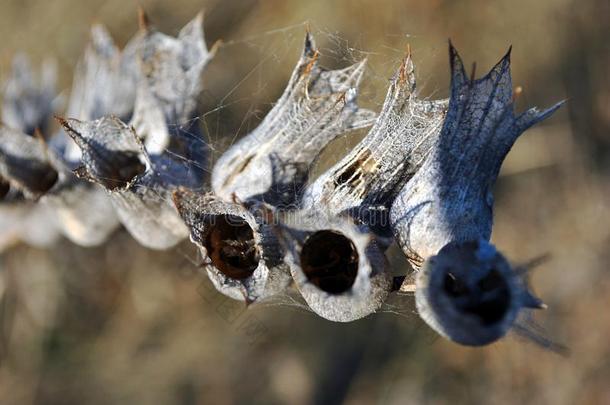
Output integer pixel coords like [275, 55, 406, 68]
[60, 116, 195, 249]
[212, 32, 375, 206]
[43, 12, 212, 248]
[41, 23, 141, 246]
[303, 51, 448, 235]
[173, 189, 291, 302]
[278, 209, 391, 322]
[2, 54, 60, 137]
[56, 23, 141, 164]
[131, 11, 213, 182]
[415, 240, 547, 346]
[390, 43, 563, 268]
[0, 126, 61, 249]
[0, 125, 58, 199]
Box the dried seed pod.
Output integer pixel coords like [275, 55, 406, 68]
[40, 24, 141, 246]
[173, 190, 291, 302]
[53, 24, 140, 164]
[303, 52, 448, 234]
[131, 11, 213, 181]
[0, 128, 61, 249]
[2, 54, 60, 136]
[60, 116, 195, 249]
[0, 125, 58, 198]
[278, 209, 391, 322]
[212, 33, 375, 206]
[415, 240, 546, 346]
[44, 12, 213, 247]
[390, 44, 563, 268]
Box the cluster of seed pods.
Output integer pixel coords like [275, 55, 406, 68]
[0, 12, 563, 348]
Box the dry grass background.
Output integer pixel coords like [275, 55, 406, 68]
[0, 0, 609, 404]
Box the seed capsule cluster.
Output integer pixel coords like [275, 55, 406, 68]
[0, 12, 562, 347]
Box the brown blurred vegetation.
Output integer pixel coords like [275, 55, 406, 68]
[0, 0, 609, 404]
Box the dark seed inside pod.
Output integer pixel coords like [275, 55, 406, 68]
[300, 230, 359, 294]
[443, 268, 511, 325]
[0, 177, 9, 199]
[204, 214, 260, 280]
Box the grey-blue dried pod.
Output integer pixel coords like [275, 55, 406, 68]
[415, 240, 546, 346]
[303, 52, 448, 235]
[131, 11, 214, 183]
[60, 116, 194, 249]
[173, 190, 291, 302]
[56, 23, 140, 164]
[2, 55, 60, 137]
[390, 44, 562, 268]
[41, 24, 140, 246]
[45, 12, 212, 248]
[278, 209, 391, 322]
[211, 32, 375, 206]
[0, 128, 60, 249]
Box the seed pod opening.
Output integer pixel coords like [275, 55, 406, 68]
[415, 240, 546, 346]
[280, 210, 391, 322]
[300, 230, 359, 294]
[173, 190, 291, 302]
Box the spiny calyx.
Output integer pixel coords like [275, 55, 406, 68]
[390, 43, 562, 268]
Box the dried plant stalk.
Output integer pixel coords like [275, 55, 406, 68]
[212, 33, 375, 206]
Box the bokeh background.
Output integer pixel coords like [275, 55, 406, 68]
[1, 0, 609, 404]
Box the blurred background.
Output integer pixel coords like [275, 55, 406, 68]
[0, 0, 609, 404]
